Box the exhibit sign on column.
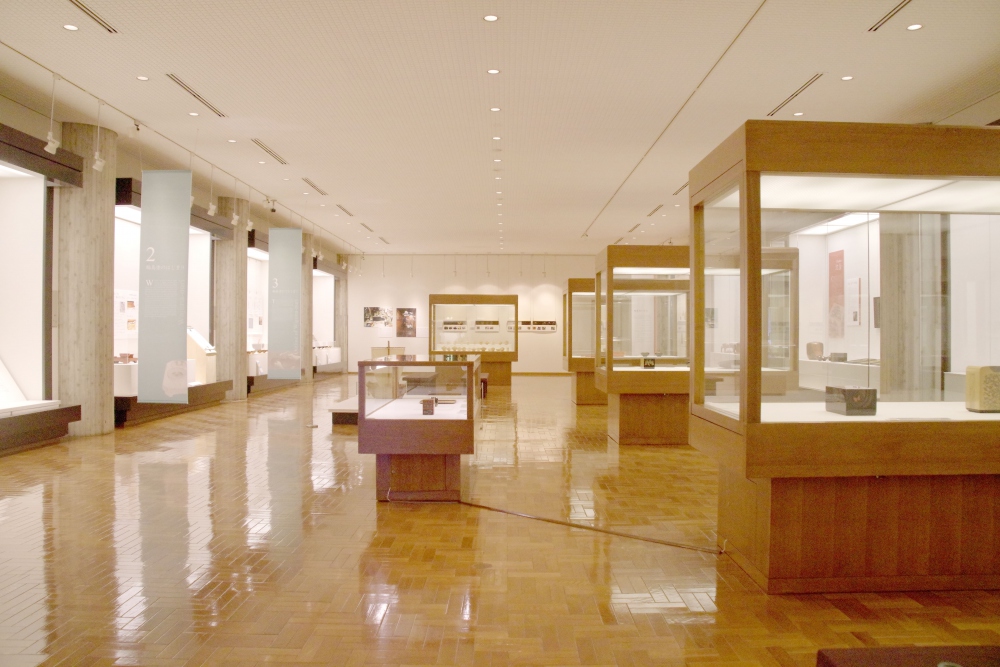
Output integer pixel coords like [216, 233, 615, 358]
[268, 228, 302, 379]
[138, 170, 191, 404]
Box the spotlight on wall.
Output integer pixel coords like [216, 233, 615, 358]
[246, 219, 254, 231]
[207, 202, 217, 216]
[92, 151, 105, 172]
[44, 132, 60, 155]
[230, 213, 239, 226]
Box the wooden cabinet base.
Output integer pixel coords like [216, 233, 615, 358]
[608, 392, 688, 445]
[375, 454, 461, 502]
[0, 406, 82, 455]
[115, 381, 232, 427]
[572, 372, 607, 405]
[481, 361, 511, 386]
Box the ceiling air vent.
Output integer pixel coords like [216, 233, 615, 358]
[67, 0, 118, 33]
[647, 204, 663, 216]
[360, 223, 374, 232]
[251, 139, 287, 164]
[767, 73, 823, 117]
[379, 237, 390, 244]
[336, 204, 354, 216]
[627, 223, 641, 233]
[672, 182, 688, 196]
[868, 0, 915, 31]
[302, 177, 328, 195]
[613, 236, 624, 245]
[166, 74, 227, 117]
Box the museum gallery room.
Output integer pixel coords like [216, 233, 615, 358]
[2, 1, 1000, 666]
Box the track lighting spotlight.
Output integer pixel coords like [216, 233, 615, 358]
[207, 202, 217, 216]
[92, 151, 105, 172]
[230, 213, 239, 226]
[44, 132, 60, 155]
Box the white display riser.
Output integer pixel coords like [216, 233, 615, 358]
[114, 360, 198, 397]
[799, 359, 880, 395]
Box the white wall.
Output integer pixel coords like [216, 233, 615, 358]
[247, 255, 269, 348]
[313, 272, 335, 345]
[0, 173, 46, 400]
[346, 254, 594, 373]
[187, 231, 212, 340]
[950, 214, 1000, 369]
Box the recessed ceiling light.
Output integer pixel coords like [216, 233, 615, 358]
[258, 161, 265, 164]
[487, 69, 500, 74]
[490, 107, 501, 112]
[841, 76, 854, 81]
[496, 191, 502, 194]
[907, 24, 922, 30]
[63, 25, 78, 31]
[497, 203, 502, 206]
[227, 139, 236, 143]
[494, 159, 501, 162]
[498, 213, 502, 216]
[303, 192, 309, 195]
[189, 112, 199, 116]
[136, 75, 149, 81]
[321, 204, 326, 207]
[793, 112, 803, 116]
[484, 15, 498, 21]
[493, 136, 501, 140]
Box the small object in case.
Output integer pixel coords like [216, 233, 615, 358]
[965, 366, 1000, 413]
[642, 357, 656, 369]
[829, 352, 848, 362]
[421, 398, 435, 415]
[806, 341, 824, 360]
[825, 385, 877, 416]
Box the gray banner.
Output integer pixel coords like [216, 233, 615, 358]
[268, 228, 302, 379]
[138, 170, 191, 403]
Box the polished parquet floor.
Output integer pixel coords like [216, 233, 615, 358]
[2, 376, 1000, 666]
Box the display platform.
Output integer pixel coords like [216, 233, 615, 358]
[359, 355, 479, 501]
[689, 119, 1000, 593]
[115, 380, 232, 427]
[0, 357, 80, 453]
[330, 396, 359, 426]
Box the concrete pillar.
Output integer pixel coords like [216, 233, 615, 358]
[214, 197, 248, 401]
[301, 232, 314, 383]
[55, 123, 116, 435]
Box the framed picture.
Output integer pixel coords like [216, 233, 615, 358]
[396, 308, 417, 337]
[364, 306, 393, 328]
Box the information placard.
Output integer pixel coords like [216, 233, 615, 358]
[138, 170, 191, 403]
[267, 228, 302, 379]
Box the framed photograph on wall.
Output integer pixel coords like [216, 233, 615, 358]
[364, 307, 393, 328]
[396, 308, 416, 337]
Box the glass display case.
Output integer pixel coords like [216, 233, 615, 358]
[595, 245, 690, 444]
[429, 294, 517, 385]
[689, 119, 1000, 594]
[563, 278, 606, 404]
[358, 355, 480, 501]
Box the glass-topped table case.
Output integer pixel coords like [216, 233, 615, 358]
[689, 119, 1000, 594]
[563, 278, 606, 405]
[358, 355, 480, 501]
[595, 245, 691, 444]
[429, 294, 517, 385]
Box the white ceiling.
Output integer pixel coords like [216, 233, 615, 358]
[1, 0, 999, 255]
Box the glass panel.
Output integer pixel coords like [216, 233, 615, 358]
[610, 267, 688, 369]
[363, 363, 470, 420]
[759, 172, 1000, 422]
[703, 184, 742, 418]
[570, 291, 596, 358]
[597, 271, 607, 369]
[431, 304, 515, 352]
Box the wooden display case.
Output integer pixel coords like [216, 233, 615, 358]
[358, 355, 480, 501]
[689, 120, 1000, 593]
[428, 294, 517, 385]
[563, 278, 606, 405]
[595, 245, 690, 444]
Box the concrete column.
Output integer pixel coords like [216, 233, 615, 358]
[301, 232, 314, 383]
[55, 123, 117, 435]
[214, 197, 248, 401]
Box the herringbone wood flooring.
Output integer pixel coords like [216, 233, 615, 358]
[0, 376, 998, 666]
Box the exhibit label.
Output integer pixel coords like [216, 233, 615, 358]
[138, 170, 191, 404]
[268, 228, 302, 379]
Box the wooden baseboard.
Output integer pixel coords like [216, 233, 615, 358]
[0, 405, 82, 455]
[115, 381, 232, 427]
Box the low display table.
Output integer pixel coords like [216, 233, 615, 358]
[358, 355, 480, 501]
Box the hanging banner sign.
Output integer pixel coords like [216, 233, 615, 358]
[138, 170, 191, 403]
[268, 228, 302, 379]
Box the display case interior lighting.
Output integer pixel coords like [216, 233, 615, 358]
[114, 204, 141, 224]
[247, 247, 269, 261]
[312, 269, 332, 277]
[796, 212, 877, 236]
[0, 162, 34, 178]
[612, 267, 691, 276]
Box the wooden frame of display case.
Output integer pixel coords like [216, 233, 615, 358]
[563, 278, 606, 405]
[689, 120, 1000, 594]
[595, 245, 690, 444]
[428, 293, 517, 386]
[358, 355, 480, 501]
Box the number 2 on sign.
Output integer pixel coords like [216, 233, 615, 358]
[146, 247, 155, 262]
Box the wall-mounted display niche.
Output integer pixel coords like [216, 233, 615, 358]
[0, 126, 82, 450]
[562, 278, 605, 405]
[358, 354, 480, 501]
[689, 120, 1000, 594]
[429, 294, 517, 385]
[595, 245, 690, 444]
[113, 178, 231, 398]
[312, 257, 342, 373]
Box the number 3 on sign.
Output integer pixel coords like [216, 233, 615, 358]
[146, 247, 155, 262]
[272, 278, 279, 288]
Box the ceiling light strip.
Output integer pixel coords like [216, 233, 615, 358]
[613, 237, 624, 245]
[627, 224, 641, 233]
[67, 0, 118, 33]
[766, 73, 823, 117]
[302, 177, 328, 195]
[379, 237, 390, 244]
[868, 0, 915, 31]
[672, 182, 689, 196]
[336, 204, 354, 217]
[360, 223, 374, 232]
[250, 138, 287, 164]
[647, 204, 663, 216]
[167, 74, 227, 117]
